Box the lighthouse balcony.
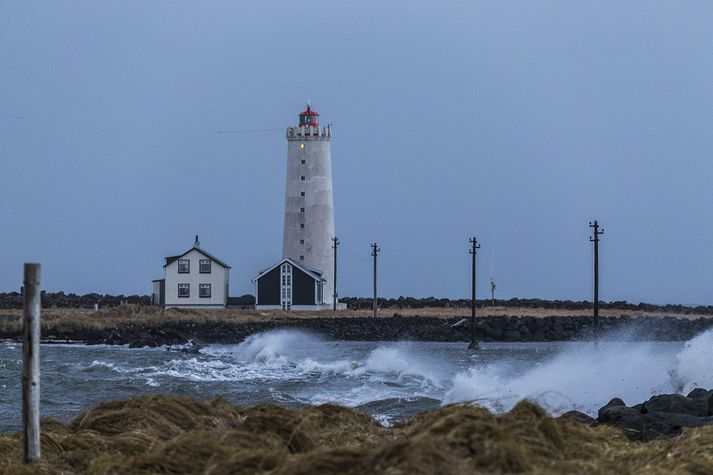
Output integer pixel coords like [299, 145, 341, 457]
[286, 125, 331, 139]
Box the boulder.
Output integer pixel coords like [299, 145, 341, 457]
[559, 410, 595, 424]
[642, 394, 709, 417]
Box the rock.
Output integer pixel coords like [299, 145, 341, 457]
[637, 412, 713, 441]
[597, 405, 645, 438]
[597, 398, 626, 419]
[642, 394, 709, 417]
[559, 410, 595, 424]
[687, 388, 712, 399]
[503, 329, 521, 341]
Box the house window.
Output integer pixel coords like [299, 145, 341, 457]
[300, 239, 304, 244]
[199, 284, 211, 298]
[300, 143, 305, 149]
[300, 255, 304, 260]
[300, 176, 305, 181]
[300, 192, 305, 197]
[300, 224, 304, 229]
[199, 259, 211, 274]
[300, 208, 305, 213]
[178, 259, 190, 274]
[178, 283, 190, 298]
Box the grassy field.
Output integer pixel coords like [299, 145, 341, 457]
[1, 304, 711, 336]
[1, 395, 712, 474]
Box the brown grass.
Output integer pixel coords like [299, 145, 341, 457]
[1, 395, 713, 474]
[1, 305, 709, 337]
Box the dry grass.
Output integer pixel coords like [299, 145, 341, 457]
[1, 305, 708, 337]
[1, 395, 712, 474]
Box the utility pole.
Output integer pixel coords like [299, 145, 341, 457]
[490, 280, 496, 310]
[332, 236, 339, 311]
[589, 220, 604, 339]
[469, 237, 480, 350]
[371, 243, 380, 318]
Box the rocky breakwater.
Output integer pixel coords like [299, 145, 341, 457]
[579, 389, 713, 441]
[25, 314, 713, 347]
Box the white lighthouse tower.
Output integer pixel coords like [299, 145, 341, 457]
[282, 103, 335, 306]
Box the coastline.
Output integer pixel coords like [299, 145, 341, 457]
[2, 306, 713, 347]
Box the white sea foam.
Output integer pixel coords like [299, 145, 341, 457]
[444, 329, 713, 414]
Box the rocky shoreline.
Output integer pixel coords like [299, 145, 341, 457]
[579, 388, 713, 441]
[1, 313, 710, 347]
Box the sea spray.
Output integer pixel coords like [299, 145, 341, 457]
[671, 327, 713, 392]
[444, 328, 713, 414]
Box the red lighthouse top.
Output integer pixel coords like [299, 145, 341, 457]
[298, 103, 319, 127]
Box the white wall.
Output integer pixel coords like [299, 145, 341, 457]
[165, 248, 229, 307]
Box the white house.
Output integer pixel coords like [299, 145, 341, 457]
[152, 236, 230, 309]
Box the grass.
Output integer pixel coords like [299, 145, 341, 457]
[1, 395, 712, 474]
[0, 304, 708, 338]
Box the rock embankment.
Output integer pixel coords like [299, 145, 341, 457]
[569, 389, 713, 441]
[3, 314, 710, 347]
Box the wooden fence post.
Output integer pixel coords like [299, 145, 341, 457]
[22, 263, 41, 463]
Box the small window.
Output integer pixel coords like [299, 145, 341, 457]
[300, 208, 305, 213]
[178, 259, 190, 274]
[199, 259, 211, 274]
[300, 176, 305, 181]
[199, 284, 211, 298]
[178, 283, 190, 298]
[300, 255, 304, 261]
[300, 239, 304, 244]
[300, 143, 305, 149]
[300, 192, 305, 197]
[300, 224, 305, 229]
[301, 159, 305, 164]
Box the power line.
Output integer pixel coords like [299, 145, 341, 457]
[0, 110, 284, 136]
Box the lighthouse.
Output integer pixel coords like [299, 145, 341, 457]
[282, 103, 335, 306]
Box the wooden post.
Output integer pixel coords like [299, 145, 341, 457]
[22, 263, 41, 463]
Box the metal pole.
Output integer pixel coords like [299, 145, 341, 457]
[469, 237, 480, 350]
[332, 236, 339, 311]
[371, 243, 380, 318]
[589, 221, 604, 340]
[22, 263, 41, 463]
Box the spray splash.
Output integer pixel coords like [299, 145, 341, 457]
[445, 328, 713, 414]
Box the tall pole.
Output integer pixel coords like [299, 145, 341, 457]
[371, 243, 380, 318]
[332, 236, 340, 311]
[469, 237, 480, 350]
[589, 221, 604, 340]
[22, 263, 41, 463]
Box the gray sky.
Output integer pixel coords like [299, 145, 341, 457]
[1, 1, 712, 304]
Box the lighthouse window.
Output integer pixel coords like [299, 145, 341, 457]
[300, 143, 305, 149]
[300, 208, 305, 213]
[300, 176, 305, 181]
[301, 160, 305, 164]
[300, 192, 305, 197]
[300, 239, 304, 244]
[300, 224, 305, 229]
[300, 256, 305, 261]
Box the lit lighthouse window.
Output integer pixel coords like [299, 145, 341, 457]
[300, 143, 305, 149]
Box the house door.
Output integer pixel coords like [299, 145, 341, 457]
[280, 263, 292, 310]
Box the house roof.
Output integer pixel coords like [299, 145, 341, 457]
[252, 257, 324, 283]
[163, 245, 231, 269]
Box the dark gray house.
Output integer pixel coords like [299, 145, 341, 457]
[252, 258, 326, 310]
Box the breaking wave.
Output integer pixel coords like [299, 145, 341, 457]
[444, 328, 713, 415]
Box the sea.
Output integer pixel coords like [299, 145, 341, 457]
[1, 327, 712, 434]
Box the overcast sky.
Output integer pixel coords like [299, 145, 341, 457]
[1, 1, 712, 304]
